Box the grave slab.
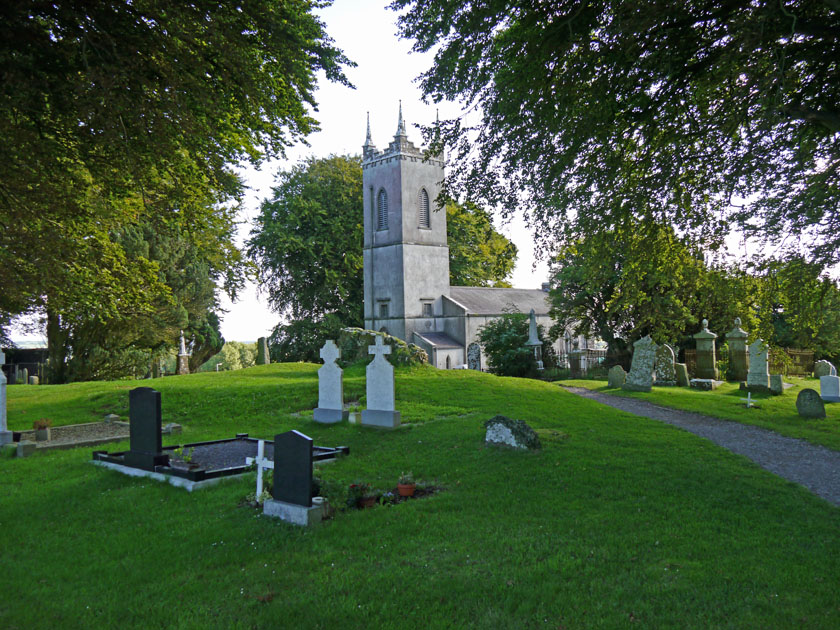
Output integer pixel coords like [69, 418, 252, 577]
[690, 379, 720, 391]
[263, 498, 324, 526]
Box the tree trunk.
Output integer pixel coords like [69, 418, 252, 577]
[46, 308, 70, 384]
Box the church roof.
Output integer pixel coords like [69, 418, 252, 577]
[447, 286, 551, 316]
[414, 332, 462, 349]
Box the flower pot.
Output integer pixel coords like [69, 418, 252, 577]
[360, 495, 377, 508]
[397, 483, 416, 497]
[35, 428, 51, 442]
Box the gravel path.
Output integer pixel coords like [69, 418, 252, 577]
[563, 386, 840, 507]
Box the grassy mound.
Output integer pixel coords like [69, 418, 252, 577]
[2, 365, 839, 629]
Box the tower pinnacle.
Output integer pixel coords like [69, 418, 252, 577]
[396, 100, 407, 138]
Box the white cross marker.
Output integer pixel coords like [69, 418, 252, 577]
[320, 340, 340, 365]
[245, 440, 274, 498]
[368, 335, 391, 360]
[740, 392, 753, 408]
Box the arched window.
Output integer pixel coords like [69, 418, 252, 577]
[418, 188, 430, 228]
[377, 189, 388, 231]
[445, 355, 451, 370]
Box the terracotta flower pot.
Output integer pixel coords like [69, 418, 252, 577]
[397, 483, 416, 497]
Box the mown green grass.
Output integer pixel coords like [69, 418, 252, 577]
[3, 365, 840, 629]
[563, 377, 840, 451]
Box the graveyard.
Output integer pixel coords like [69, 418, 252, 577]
[2, 362, 840, 629]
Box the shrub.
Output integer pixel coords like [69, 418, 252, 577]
[477, 312, 555, 377]
[337, 328, 428, 366]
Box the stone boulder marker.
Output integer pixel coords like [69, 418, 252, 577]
[675, 363, 690, 387]
[725, 318, 749, 381]
[256, 337, 270, 365]
[693, 319, 718, 380]
[0, 350, 11, 446]
[623, 336, 657, 392]
[796, 389, 826, 418]
[313, 340, 349, 424]
[654, 345, 677, 386]
[820, 374, 840, 403]
[484, 416, 541, 450]
[361, 336, 401, 428]
[123, 387, 168, 471]
[607, 365, 626, 388]
[814, 360, 836, 378]
[746, 339, 770, 391]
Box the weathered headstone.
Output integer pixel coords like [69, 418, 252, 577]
[796, 388, 826, 418]
[690, 379, 718, 391]
[467, 343, 481, 371]
[484, 416, 541, 450]
[361, 336, 401, 428]
[0, 350, 11, 446]
[746, 339, 770, 392]
[176, 331, 190, 375]
[256, 337, 270, 365]
[623, 336, 657, 392]
[654, 345, 676, 386]
[607, 365, 626, 388]
[675, 363, 690, 387]
[693, 319, 718, 380]
[313, 340, 349, 424]
[20, 367, 28, 384]
[263, 430, 324, 526]
[569, 350, 583, 378]
[769, 374, 784, 396]
[123, 387, 168, 471]
[725, 317, 749, 381]
[820, 375, 840, 403]
[814, 360, 836, 378]
[28, 376, 39, 386]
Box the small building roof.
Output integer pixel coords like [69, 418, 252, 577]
[447, 286, 551, 316]
[414, 332, 463, 349]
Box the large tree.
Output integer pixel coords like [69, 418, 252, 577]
[0, 0, 350, 343]
[393, 0, 840, 262]
[248, 154, 518, 360]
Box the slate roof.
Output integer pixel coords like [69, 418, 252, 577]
[447, 286, 551, 316]
[414, 332, 463, 349]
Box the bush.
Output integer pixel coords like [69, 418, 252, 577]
[337, 328, 428, 367]
[477, 312, 555, 377]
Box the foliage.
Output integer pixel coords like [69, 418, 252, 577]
[393, 0, 840, 265]
[200, 342, 257, 372]
[549, 222, 706, 361]
[477, 312, 555, 377]
[269, 314, 347, 364]
[0, 0, 349, 356]
[446, 201, 517, 287]
[337, 328, 428, 367]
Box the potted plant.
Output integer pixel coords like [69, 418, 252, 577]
[33, 418, 52, 442]
[397, 471, 416, 497]
[169, 446, 199, 471]
[347, 482, 375, 508]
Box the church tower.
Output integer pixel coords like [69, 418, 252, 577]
[362, 104, 449, 343]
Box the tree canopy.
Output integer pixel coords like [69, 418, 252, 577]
[393, 0, 840, 262]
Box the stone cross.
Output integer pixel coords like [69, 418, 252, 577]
[739, 392, 754, 408]
[313, 340, 349, 424]
[245, 440, 274, 498]
[361, 336, 401, 428]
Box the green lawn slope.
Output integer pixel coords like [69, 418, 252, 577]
[2, 365, 839, 629]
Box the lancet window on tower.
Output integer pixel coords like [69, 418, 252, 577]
[377, 189, 388, 231]
[418, 188, 430, 229]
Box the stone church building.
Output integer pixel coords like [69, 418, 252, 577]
[362, 107, 572, 370]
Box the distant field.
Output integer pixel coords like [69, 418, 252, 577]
[3, 365, 839, 629]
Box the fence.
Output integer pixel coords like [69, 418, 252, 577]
[683, 348, 814, 377]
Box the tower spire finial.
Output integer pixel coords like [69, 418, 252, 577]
[365, 111, 372, 144]
[396, 100, 406, 137]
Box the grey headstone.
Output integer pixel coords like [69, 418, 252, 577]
[623, 336, 657, 392]
[654, 345, 676, 386]
[607, 365, 626, 388]
[819, 375, 840, 402]
[769, 374, 784, 396]
[467, 343, 481, 371]
[675, 363, 689, 387]
[28, 376, 38, 386]
[124, 387, 167, 471]
[314, 340, 349, 424]
[693, 319, 718, 379]
[256, 337, 270, 365]
[690, 379, 718, 391]
[17, 440, 36, 457]
[361, 336, 400, 428]
[20, 368, 28, 384]
[725, 318, 750, 381]
[746, 339, 770, 390]
[796, 388, 826, 418]
[814, 360, 836, 378]
[273, 430, 313, 507]
[0, 351, 10, 446]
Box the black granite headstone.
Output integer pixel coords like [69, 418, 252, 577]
[272, 430, 312, 507]
[124, 387, 168, 471]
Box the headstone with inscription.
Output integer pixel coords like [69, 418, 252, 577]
[693, 319, 718, 380]
[725, 318, 749, 381]
[820, 375, 840, 403]
[654, 345, 676, 386]
[262, 430, 324, 526]
[256, 337, 270, 365]
[746, 339, 770, 391]
[607, 365, 626, 388]
[796, 389, 826, 418]
[361, 336, 401, 428]
[313, 340, 349, 424]
[814, 360, 836, 378]
[623, 336, 657, 392]
[769, 374, 785, 395]
[0, 350, 11, 446]
[675, 363, 690, 387]
[123, 387, 168, 471]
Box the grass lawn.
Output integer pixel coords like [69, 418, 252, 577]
[563, 377, 840, 451]
[2, 364, 839, 629]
